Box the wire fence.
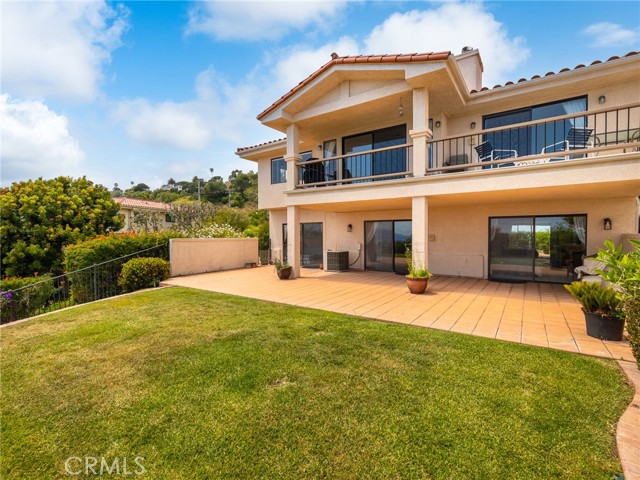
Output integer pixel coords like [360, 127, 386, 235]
[0, 244, 169, 325]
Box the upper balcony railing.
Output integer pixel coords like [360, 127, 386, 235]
[296, 144, 413, 188]
[294, 103, 639, 189]
[427, 103, 640, 174]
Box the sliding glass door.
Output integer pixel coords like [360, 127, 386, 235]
[489, 215, 587, 283]
[365, 220, 411, 274]
[301, 223, 323, 268]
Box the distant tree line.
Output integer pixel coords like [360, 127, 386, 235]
[112, 170, 258, 208]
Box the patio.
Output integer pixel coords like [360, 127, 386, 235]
[163, 266, 633, 362]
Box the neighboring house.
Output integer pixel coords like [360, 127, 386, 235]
[236, 48, 640, 282]
[113, 197, 174, 233]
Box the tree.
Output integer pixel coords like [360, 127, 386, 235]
[0, 176, 124, 277]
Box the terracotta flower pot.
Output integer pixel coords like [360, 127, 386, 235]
[584, 311, 625, 341]
[277, 266, 293, 280]
[406, 277, 428, 294]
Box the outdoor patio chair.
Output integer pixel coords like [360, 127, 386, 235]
[474, 141, 518, 169]
[541, 127, 594, 159]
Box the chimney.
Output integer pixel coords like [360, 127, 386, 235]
[454, 47, 483, 92]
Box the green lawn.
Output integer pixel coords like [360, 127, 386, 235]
[0, 287, 632, 479]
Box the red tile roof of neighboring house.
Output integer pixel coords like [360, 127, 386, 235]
[469, 51, 639, 93]
[113, 197, 170, 210]
[236, 137, 286, 154]
[256, 51, 452, 120]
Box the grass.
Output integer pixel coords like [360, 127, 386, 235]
[0, 287, 633, 479]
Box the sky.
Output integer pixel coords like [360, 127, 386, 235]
[1, 0, 639, 190]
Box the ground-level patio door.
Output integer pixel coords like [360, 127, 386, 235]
[301, 222, 323, 268]
[364, 220, 411, 275]
[489, 215, 587, 283]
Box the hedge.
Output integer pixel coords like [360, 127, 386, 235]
[64, 232, 182, 271]
[0, 275, 54, 324]
[118, 258, 171, 293]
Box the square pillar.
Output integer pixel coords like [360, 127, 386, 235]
[285, 124, 300, 190]
[411, 196, 429, 270]
[287, 205, 300, 278]
[409, 88, 432, 176]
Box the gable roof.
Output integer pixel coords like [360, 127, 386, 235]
[113, 197, 171, 211]
[257, 51, 451, 121]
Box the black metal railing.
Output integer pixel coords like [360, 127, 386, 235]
[296, 144, 413, 188]
[427, 103, 640, 174]
[0, 244, 169, 325]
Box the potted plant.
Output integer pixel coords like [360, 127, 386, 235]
[405, 248, 432, 294]
[564, 281, 624, 341]
[274, 258, 293, 280]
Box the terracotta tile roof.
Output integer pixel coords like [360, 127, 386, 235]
[469, 51, 639, 93]
[256, 51, 451, 120]
[113, 197, 171, 210]
[236, 137, 286, 154]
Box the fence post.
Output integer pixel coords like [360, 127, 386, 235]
[92, 264, 98, 301]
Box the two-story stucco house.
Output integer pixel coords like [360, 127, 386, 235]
[237, 48, 640, 283]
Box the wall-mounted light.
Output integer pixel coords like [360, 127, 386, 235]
[598, 95, 606, 105]
[603, 218, 612, 230]
[317, 144, 322, 151]
[398, 98, 404, 117]
[347, 224, 353, 233]
[470, 121, 476, 129]
[435, 120, 441, 128]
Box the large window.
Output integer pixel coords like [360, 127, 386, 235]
[343, 125, 406, 182]
[271, 157, 286, 184]
[489, 215, 587, 283]
[483, 97, 587, 158]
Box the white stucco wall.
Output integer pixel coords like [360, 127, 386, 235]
[170, 238, 259, 277]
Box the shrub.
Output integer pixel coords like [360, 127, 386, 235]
[118, 258, 171, 293]
[64, 232, 182, 271]
[0, 275, 54, 324]
[185, 223, 246, 239]
[596, 239, 640, 367]
[64, 232, 182, 303]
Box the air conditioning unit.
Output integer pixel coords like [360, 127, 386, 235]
[326, 251, 349, 272]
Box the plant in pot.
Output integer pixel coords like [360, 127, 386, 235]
[564, 281, 624, 341]
[274, 258, 293, 280]
[405, 248, 432, 294]
[596, 239, 639, 367]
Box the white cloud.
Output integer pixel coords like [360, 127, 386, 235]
[273, 36, 360, 92]
[0, 94, 85, 184]
[185, 0, 348, 41]
[582, 22, 639, 48]
[364, 2, 529, 87]
[113, 67, 273, 150]
[1, 0, 128, 102]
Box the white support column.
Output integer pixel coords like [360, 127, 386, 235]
[409, 88, 432, 176]
[411, 196, 429, 271]
[287, 205, 301, 279]
[285, 123, 301, 190]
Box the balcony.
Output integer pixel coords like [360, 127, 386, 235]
[294, 103, 639, 189]
[428, 103, 639, 174]
[296, 144, 413, 188]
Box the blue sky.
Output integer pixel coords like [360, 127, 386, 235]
[1, 0, 639, 190]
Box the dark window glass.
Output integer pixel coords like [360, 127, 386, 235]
[482, 97, 587, 158]
[271, 157, 286, 184]
[343, 125, 406, 182]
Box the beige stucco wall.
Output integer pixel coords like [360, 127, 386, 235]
[170, 238, 259, 277]
[269, 195, 637, 278]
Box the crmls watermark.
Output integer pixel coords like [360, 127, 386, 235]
[64, 456, 145, 476]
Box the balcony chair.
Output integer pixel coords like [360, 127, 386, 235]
[541, 127, 594, 160]
[474, 141, 518, 169]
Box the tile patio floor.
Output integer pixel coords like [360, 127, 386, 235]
[163, 266, 634, 362]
